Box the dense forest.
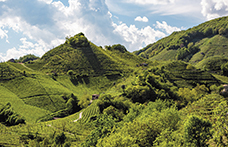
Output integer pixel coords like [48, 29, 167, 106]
[0, 16, 228, 147]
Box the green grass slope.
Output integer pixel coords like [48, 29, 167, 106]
[0, 84, 49, 123]
[27, 33, 145, 76]
[134, 16, 228, 64]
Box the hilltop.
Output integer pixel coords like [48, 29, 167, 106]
[134, 16, 228, 66]
[27, 33, 145, 76]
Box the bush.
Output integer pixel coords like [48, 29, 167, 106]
[106, 44, 127, 53]
[221, 62, 228, 76]
[0, 103, 25, 126]
[184, 115, 212, 146]
[78, 94, 91, 108]
[54, 132, 66, 145]
[125, 85, 156, 103]
[17, 54, 40, 63]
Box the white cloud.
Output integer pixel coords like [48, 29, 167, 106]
[0, 0, 184, 61]
[134, 16, 148, 22]
[0, 0, 122, 61]
[126, 0, 175, 5]
[115, 0, 202, 18]
[0, 27, 9, 43]
[37, 0, 53, 4]
[201, 0, 228, 20]
[155, 21, 181, 34]
[0, 37, 47, 61]
[112, 21, 181, 51]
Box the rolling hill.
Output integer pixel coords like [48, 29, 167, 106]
[1, 20, 228, 146]
[134, 16, 228, 66]
[27, 33, 146, 76]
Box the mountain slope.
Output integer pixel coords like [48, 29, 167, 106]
[29, 33, 145, 76]
[134, 16, 228, 64]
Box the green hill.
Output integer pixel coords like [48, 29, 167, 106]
[1, 28, 228, 146]
[134, 16, 228, 65]
[0, 33, 146, 124]
[27, 33, 145, 76]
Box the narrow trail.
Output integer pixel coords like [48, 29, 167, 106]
[46, 111, 83, 135]
[73, 112, 83, 122]
[20, 63, 34, 71]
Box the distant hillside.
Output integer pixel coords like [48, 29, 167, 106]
[134, 16, 228, 65]
[27, 33, 145, 76]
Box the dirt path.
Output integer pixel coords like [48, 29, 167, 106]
[73, 112, 83, 122]
[20, 63, 34, 71]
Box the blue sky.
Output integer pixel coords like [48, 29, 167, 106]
[0, 0, 228, 61]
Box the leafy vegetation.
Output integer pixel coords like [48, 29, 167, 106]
[16, 54, 40, 63]
[135, 16, 228, 64]
[1, 16, 228, 146]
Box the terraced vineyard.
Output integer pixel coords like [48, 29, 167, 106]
[78, 101, 100, 123]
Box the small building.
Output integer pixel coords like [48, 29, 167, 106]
[92, 94, 99, 100]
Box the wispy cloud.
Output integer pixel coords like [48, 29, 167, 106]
[155, 21, 182, 34]
[126, 0, 175, 5]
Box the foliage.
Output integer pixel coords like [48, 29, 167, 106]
[105, 44, 127, 53]
[54, 132, 66, 145]
[221, 62, 228, 76]
[135, 16, 228, 63]
[212, 101, 228, 146]
[125, 85, 156, 103]
[0, 103, 25, 126]
[0, 63, 23, 80]
[1, 19, 228, 146]
[184, 115, 212, 147]
[81, 114, 116, 147]
[78, 94, 91, 108]
[177, 84, 209, 107]
[16, 54, 40, 63]
[97, 100, 180, 147]
[65, 32, 89, 47]
[96, 94, 129, 120]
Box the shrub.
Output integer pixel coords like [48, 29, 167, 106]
[184, 115, 212, 146]
[221, 62, 228, 76]
[54, 132, 66, 145]
[125, 85, 156, 103]
[0, 103, 25, 126]
[78, 94, 91, 108]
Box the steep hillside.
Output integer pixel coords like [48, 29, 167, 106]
[2, 29, 228, 146]
[134, 16, 228, 64]
[28, 33, 145, 76]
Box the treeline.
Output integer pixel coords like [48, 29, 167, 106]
[16, 54, 40, 63]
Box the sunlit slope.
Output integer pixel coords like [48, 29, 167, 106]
[135, 16, 228, 64]
[27, 33, 145, 75]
